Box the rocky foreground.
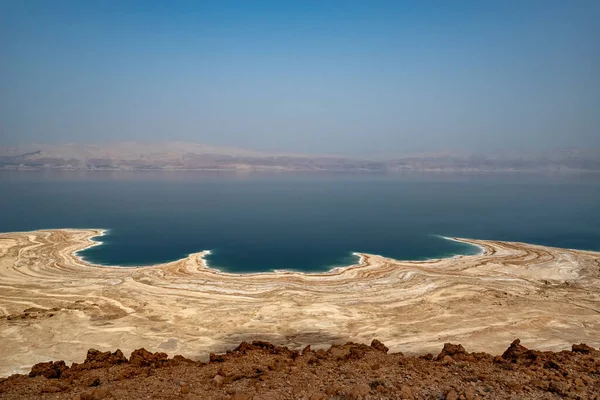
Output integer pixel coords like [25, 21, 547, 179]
[1, 339, 598, 400]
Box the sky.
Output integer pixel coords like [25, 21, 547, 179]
[1, 1, 599, 155]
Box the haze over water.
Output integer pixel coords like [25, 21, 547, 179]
[1, 171, 599, 272]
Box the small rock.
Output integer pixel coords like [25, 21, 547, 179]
[446, 389, 459, 400]
[464, 386, 477, 400]
[348, 383, 371, 399]
[501, 339, 529, 362]
[325, 385, 338, 396]
[210, 352, 225, 363]
[129, 348, 168, 367]
[441, 355, 455, 366]
[572, 343, 595, 354]
[213, 374, 224, 386]
[87, 377, 101, 387]
[436, 343, 467, 360]
[399, 384, 414, 399]
[180, 383, 190, 394]
[371, 339, 389, 353]
[93, 388, 109, 400]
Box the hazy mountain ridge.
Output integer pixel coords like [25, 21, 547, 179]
[1, 143, 599, 172]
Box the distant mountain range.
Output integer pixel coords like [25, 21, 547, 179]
[1, 142, 599, 173]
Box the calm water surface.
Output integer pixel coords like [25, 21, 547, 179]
[1, 171, 599, 272]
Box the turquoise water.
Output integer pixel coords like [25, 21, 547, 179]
[1, 171, 599, 272]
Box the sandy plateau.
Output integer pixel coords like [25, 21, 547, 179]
[0, 229, 599, 378]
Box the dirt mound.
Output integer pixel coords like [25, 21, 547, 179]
[1, 339, 599, 399]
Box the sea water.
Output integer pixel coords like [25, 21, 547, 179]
[1, 171, 599, 272]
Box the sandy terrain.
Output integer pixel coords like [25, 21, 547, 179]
[0, 229, 599, 377]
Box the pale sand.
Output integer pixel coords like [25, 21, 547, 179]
[0, 229, 599, 377]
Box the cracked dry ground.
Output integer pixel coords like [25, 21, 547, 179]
[1, 339, 599, 400]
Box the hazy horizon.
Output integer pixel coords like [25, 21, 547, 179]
[1, 1, 599, 155]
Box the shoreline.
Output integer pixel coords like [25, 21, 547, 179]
[67, 228, 487, 275]
[72, 228, 109, 266]
[437, 235, 487, 257]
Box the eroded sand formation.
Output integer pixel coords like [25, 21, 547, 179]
[0, 229, 599, 377]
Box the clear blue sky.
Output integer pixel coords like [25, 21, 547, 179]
[1, 0, 598, 154]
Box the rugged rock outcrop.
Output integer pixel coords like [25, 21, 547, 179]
[2, 339, 599, 399]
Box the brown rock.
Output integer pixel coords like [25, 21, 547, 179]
[548, 381, 570, 396]
[501, 339, 529, 362]
[251, 340, 274, 350]
[213, 374, 224, 386]
[170, 354, 195, 366]
[347, 345, 369, 360]
[309, 394, 327, 400]
[437, 343, 467, 360]
[371, 339, 389, 353]
[29, 360, 68, 379]
[325, 385, 339, 396]
[441, 355, 455, 366]
[572, 343, 595, 354]
[302, 345, 311, 355]
[348, 383, 371, 399]
[464, 386, 477, 400]
[85, 377, 101, 387]
[180, 383, 190, 394]
[233, 341, 254, 354]
[90, 388, 108, 400]
[129, 348, 168, 367]
[84, 349, 127, 365]
[445, 389, 459, 400]
[399, 384, 414, 399]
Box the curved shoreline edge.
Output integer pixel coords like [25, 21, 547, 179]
[70, 228, 487, 275]
[1, 228, 599, 377]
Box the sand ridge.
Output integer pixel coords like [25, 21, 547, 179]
[0, 229, 599, 377]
